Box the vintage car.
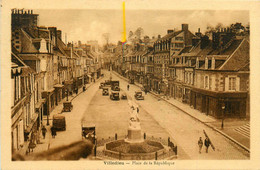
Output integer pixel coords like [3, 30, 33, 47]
[121, 92, 127, 100]
[110, 91, 120, 100]
[102, 87, 109, 96]
[99, 82, 104, 89]
[81, 122, 96, 144]
[134, 91, 144, 100]
[104, 80, 111, 87]
[111, 81, 120, 91]
[53, 114, 66, 131]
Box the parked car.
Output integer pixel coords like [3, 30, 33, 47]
[110, 91, 120, 100]
[53, 114, 66, 131]
[104, 80, 111, 87]
[102, 87, 109, 96]
[111, 81, 120, 91]
[121, 92, 127, 100]
[134, 91, 144, 100]
[99, 82, 104, 89]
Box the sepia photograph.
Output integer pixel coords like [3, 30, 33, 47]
[1, 0, 260, 169]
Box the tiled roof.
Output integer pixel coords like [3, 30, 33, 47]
[157, 30, 182, 42]
[219, 38, 249, 71]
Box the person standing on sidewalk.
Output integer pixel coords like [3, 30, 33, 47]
[51, 126, 57, 138]
[204, 137, 211, 153]
[198, 137, 203, 153]
[127, 84, 130, 91]
[41, 126, 47, 139]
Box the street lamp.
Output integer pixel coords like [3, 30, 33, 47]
[221, 101, 225, 129]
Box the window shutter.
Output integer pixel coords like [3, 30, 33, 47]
[18, 119, 24, 146]
[225, 77, 229, 91]
[236, 76, 240, 91]
[13, 128, 18, 150]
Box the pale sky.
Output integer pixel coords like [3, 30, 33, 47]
[35, 9, 249, 45]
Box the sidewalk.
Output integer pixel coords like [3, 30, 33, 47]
[31, 82, 95, 154]
[112, 71, 250, 152]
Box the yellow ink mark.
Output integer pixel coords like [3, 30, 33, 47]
[122, 1, 126, 43]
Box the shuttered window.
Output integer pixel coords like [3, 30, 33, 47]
[229, 77, 236, 91]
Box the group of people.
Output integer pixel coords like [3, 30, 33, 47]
[198, 136, 212, 153]
[41, 125, 57, 139]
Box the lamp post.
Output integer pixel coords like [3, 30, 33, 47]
[221, 101, 225, 129]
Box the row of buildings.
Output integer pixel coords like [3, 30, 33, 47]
[109, 24, 250, 120]
[11, 9, 103, 154]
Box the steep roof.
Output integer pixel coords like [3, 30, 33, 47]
[157, 30, 182, 42]
[219, 38, 249, 71]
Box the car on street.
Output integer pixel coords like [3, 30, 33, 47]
[134, 91, 144, 100]
[104, 80, 111, 87]
[53, 114, 66, 131]
[111, 80, 120, 91]
[121, 92, 127, 100]
[102, 87, 109, 96]
[99, 82, 104, 89]
[110, 91, 120, 100]
[81, 122, 96, 144]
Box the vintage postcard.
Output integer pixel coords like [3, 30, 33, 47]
[1, 0, 260, 169]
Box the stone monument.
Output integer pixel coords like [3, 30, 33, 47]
[125, 100, 143, 143]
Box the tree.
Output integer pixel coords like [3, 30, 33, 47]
[134, 27, 144, 40]
[230, 23, 245, 34]
[128, 27, 144, 45]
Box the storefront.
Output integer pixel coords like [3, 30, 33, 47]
[54, 84, 64, 105]
[191, 87, 247, 118]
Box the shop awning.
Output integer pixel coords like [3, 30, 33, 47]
[87, 75, 92, 78]
[125, 70, 129, 73]
[54, 84, 64, 88]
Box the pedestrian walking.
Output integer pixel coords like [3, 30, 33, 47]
[41, 126, 47, 139]
[51, 126, 57, 138]
[137, 107, 139, 113]
[204, 136, 211, 153]
[127, 84, 130, 91]
[94, 79, 95, 83]
[198, 137, 203, 153]
[145, 88, 148, 95]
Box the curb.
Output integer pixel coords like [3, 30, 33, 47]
[112, 71, 250, 154]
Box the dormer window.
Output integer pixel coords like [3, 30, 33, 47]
[205, 57, 208, 69]
[212, 57, 215, 69]
[196, 57, 199, 68]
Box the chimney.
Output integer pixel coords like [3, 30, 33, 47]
[167, 30, 174, 34]
[182, 24, 188, 31]
[158, 35, 161, 39]
[195, 28, 202, 37]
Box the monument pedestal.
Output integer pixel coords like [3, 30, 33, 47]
[125, 123, 144, 143]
